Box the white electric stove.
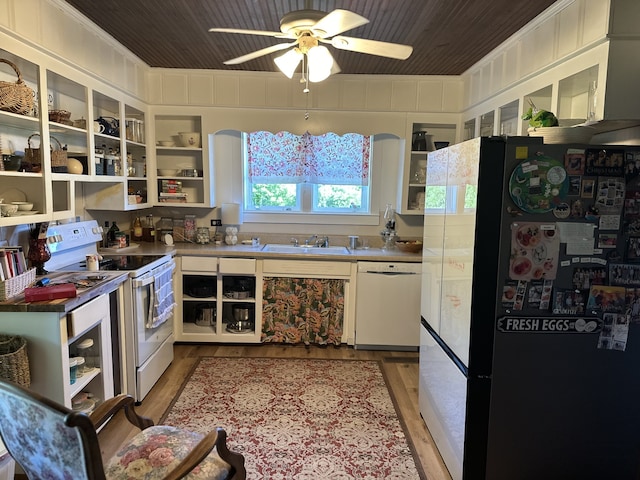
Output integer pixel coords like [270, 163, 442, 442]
[46, 220, 175, 402]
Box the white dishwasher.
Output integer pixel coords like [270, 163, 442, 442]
[355, 261, 421, 351]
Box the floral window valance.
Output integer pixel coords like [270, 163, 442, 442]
[247, 131, 370, 185]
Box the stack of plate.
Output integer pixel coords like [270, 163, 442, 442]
[528, 126, 595, 144]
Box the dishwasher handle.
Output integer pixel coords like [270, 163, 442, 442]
[364, 270, 417, 275]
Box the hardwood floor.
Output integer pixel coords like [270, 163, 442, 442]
[97, 343, 452, 480]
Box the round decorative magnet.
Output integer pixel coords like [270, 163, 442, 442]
[508, 155, 570, 213]
[553, 202, 570, 218]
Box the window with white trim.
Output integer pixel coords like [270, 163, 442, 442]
[243, 131, 372, 213]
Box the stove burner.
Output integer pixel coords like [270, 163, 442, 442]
[74, 255, 166, 271]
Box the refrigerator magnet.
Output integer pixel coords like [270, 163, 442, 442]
[509, 156, 569, 213]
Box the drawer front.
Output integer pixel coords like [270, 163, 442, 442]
[262, 259, 351, 277]
[181, 256, 218, 272]
[219, 257, 256, 274]
[68, 293, 109, 338]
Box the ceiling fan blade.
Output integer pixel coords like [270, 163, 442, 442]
[223, 42, 297, 65]
[209, 27, 293, 39]
[330, 36, 413, 60]
[311, 9, 369, 38]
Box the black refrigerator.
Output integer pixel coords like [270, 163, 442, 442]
[419, 136, 640, 479]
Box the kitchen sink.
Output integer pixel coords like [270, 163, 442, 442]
[262, 244, 351, 255]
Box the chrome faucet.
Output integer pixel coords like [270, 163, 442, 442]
[291, 237, 299, 247]
[304, 234, 318, 246]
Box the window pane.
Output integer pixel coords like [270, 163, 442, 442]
[315, 185, 363, 210]
[251, 184, 297, 209]
[425, 186, 447, 209]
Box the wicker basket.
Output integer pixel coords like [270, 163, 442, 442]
[395, 240, 423, 253]
[48, 109, 71, 124]
[0, 335, 30, 387]
[0, 58, 34, 116]
[50, 136, 68, 173]
[0, 268, 36, 301]
[25, 134, 68, 173]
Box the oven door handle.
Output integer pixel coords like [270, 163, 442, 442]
[132, 276, 155, 288]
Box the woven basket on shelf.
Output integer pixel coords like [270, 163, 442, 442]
[24, 134, 68, 173]
[50, 135, 68, 173]
[0, 58, 34, 116]
[0, 334, 30, 388]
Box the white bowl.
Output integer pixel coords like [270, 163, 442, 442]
[157, 140, 175, 147]
[178, 132, 200, 148]
[12, 201, 33, 211]
[0, 204, 18, 216]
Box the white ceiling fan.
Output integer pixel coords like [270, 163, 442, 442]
[209, 8, 413, 83]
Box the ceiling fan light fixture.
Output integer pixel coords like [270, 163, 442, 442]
[307, 45, 333, 82]
[274, 48, 303, 78]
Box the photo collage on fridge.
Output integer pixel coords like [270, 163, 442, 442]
[501, 145, 640, 351]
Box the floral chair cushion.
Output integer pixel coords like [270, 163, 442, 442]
[105, 425, 231, 479]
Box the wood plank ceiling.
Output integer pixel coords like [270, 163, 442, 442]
[63, 0, 556, 76]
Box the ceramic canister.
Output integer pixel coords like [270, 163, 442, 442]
[86, 254, 100, 271]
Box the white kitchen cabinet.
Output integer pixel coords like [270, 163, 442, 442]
[498, 100, 519, 136]
[0, 293, 115, 409]
[82, 92, 151, 211]
[0, 45, 152, 222]
[151, 114, 214, 208]
[398, 119, 457, 215]
[0, 50, 49, 227]
[176, 256, 261, 343]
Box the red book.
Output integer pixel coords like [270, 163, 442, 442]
[24, 284, 77, 302]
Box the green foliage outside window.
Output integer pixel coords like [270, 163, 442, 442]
[251, 184, 296, 208]
[317, 185, 362, 209]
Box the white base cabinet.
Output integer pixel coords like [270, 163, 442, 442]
[0, 293, 115, 409]
[175, 256, 262, 343]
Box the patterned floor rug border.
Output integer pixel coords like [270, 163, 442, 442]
[160, 356, 427, 479]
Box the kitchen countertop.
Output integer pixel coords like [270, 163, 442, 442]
[175, 243, 421, 262]
[0, 243, 419, 313]
[0, 271, 129, 313]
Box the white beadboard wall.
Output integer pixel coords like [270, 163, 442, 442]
[461, 0, 610, 112]
[146, 69, 463, 119]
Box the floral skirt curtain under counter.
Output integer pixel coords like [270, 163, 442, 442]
[261, 277, 345, 345]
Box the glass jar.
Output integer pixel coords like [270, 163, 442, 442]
[196, 227, 210, 244]
[184, 214, 196, 242]
[74, 356, 86, 376]
[125, 118, 135, 141]
[173, 218, 185, 242]
[69, 357, 78, 384]
[157, 217, 174, 243]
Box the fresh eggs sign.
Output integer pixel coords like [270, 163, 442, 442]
[497, 317, 602, 333]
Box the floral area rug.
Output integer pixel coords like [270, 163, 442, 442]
[161, 357, 425, 479]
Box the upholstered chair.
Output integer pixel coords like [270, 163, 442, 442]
[0, 380, 246, 479]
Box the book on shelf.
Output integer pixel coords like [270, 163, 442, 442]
[159, 192, 188, 197]
[0, 246, 27, 281]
